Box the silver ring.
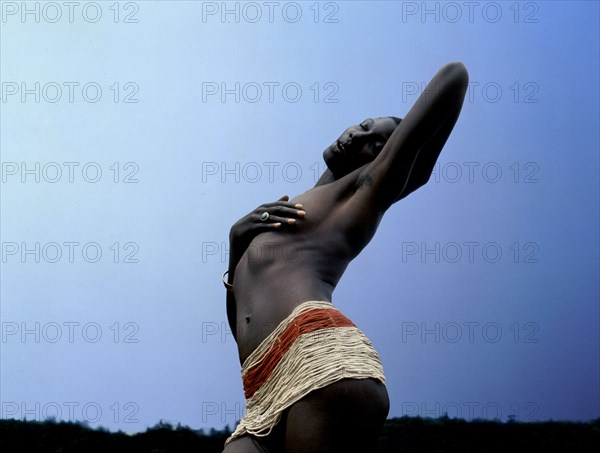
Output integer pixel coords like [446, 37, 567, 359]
[260, 212, 269, 222]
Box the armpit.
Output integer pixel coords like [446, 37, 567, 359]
[356, 172, 374, 188]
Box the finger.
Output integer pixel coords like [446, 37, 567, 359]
[262, 200, 293, 209]
[262, 201, 304, 211]
[254, 212, 298, 225]
[266, 215, 300, 225]
[277, 195, 289, 201]
[255, 207, 305, 222]
[270, 206, 306, 218]
[252, 221, 283, 231]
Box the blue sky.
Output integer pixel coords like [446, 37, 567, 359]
[1, 1, 598, 433]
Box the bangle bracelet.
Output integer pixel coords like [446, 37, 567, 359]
[222, 270, 234, 292]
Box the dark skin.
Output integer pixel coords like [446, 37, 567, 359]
[223, 62, 469, 453]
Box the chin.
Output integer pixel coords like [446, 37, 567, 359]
[323, 146, 338, 168]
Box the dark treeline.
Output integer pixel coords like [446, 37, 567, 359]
[1, 416, 599, 452]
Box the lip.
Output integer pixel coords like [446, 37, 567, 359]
[335, 140, 347, 154]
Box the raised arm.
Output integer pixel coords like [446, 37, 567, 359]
[360, 62, 469, 209]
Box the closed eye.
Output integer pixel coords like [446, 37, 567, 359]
[360, 121, 370, 131]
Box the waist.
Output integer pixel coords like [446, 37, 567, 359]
[241, 301, 352, 395]
[232, 256, 336, 362]
[233, 291, 334, 364]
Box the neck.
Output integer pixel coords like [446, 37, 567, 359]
[314, 169, 336, 187]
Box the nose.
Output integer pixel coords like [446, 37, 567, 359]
[345, 127, 366, 143]
[341, 125, 366, 147]
[341, 134, 353, 150]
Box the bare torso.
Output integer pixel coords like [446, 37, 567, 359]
[231, 168, 382, 363]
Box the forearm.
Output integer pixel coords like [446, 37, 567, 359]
[226, 289, 237, 341]
[224, 237, 245, 343]
[385, 63, 467, 166]
[226, 232, 250, 282]
[367, 62, 469, 206]
[393, 105, 464, 202]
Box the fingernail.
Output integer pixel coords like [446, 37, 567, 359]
[274, 223, 282, 228]
[295, 203, 303, 208]
[287, 218, 296, 225]
[298, 210, 306, 217]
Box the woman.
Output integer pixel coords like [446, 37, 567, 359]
[222, 62, 469, 452]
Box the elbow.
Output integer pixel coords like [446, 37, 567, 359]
[442, 61, 469, 88]
[437, 62, 469, 103]
[453, 62, 469, 87]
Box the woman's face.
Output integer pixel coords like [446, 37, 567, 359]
[323, 116, 399, 177]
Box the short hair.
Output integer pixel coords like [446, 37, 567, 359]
[388, 116, 402, 126]
[374, 116, 402, 127]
